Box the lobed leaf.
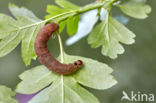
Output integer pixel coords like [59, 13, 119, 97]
[16, 66, 58, 94]
[45, 5, 68, 18]
[45, 0, 80, 36]
[0, 3, 44, 66]
[64, 53, 117, 89]
[66, 9, 99, 46]
[8, 3, 40, 21]
[59, 20, 67, 33]
[88, 14, 135, 59]
[128, 0, 147, 4]
[21, 24, 44, 65]
[29, 76, 99, 103]
[16, 53, 117, 103]
[0, 85, 18, 103]
[0, 14, 25, 57]
[45, 5, 68, 33]
[9, 3, 44, 66]
[67, 15, 80, 36]
[55, 0, 80, 10]
[118, 1, 151, 19]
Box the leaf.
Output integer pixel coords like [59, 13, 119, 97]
[0, 85, 18, 103]
[128, 0, 147, 4]
[8, 3, 41, 21]
[88, 14, 135, 59]
[45, 0, 80, 35]
[45, 5, 68, 33]
[59, 20, 67, 33]
[66, 9, 98, 46]
[0, 3, 44, 66]
[64, 53, 117, 89]
[29, 76, 99, 103]
[0, 14, 24, 57]
[55, 0, 80, 10]
[118, 1, 151, 19]
[67, 15, 80, 36]
[8, 3, 44, 66]
[16, 66, 58, 94]
[0, 14, 21, 39]
[45, 5, 68, 18]
[21, 24, 44, 65]
[16, 53, 117, 103]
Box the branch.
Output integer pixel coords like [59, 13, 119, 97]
[20, 0, 117, 30]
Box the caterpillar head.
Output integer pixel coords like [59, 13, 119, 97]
[74, 60, 83, 68]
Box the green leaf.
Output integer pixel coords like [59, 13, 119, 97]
[0, 85, 18, 103]
[0, 3, 44, 66]
[59, 20, 67, 33]
[45, 5, 68, 33]
[8, 3, 41, 21]
[127, 0, 146, 4]
[45, 0, 80, 35]
[118, 1, 151, 19]
[88, 14, 135, 59]
[16, 65, 58, 94]
[0, 14, 21, 39]
[67, 15, 80, 36]
[29, 76, 99, 103]
[0, 14, 24, 57]
[55, 0, 80, 10]
[45, 5, 68, 18]
[8, 3, 44, 66]
[16, 53, 117, 103]
[21, 24, 44, 65]
[64, 53, 117, 89]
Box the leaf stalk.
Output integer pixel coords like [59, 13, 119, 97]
[57, 34, 64, 63]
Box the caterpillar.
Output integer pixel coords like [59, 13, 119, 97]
[34, 23, 83, 75]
